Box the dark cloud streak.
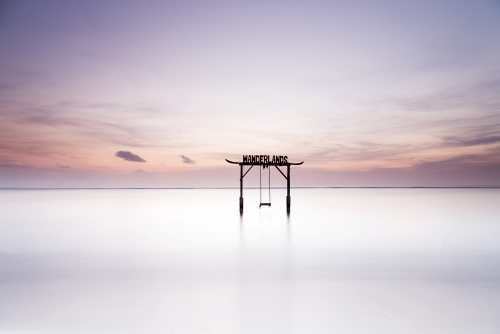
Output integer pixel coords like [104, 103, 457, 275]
[444, 136, 500, 147]
[116, 151, 146, 162]
[180, 155, 194, 164]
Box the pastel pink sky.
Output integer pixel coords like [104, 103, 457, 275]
[1, 0, 500, 187]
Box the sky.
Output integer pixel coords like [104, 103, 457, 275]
[1, 0, 500, 187]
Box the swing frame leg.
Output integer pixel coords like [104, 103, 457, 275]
[239, 164, 243, 214]
[286, 165, 291, 214]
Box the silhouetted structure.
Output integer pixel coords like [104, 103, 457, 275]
[225, 155, 304, 214]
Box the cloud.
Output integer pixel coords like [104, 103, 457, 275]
[115, 151, 146, 162]
[413, 153, 500, 171]
[180, 155, 195, 164]
[299, 74, 500, 167]
[0, 163, 31, 169]
[0, 99, 177, 152]
[444, 136, 500, 147]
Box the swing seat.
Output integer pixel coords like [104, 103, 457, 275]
[259, 202, 271, 207]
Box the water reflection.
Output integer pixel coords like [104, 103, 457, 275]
[0, 188, 500, 333]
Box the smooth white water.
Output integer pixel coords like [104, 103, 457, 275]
[1, 188, 499, 333]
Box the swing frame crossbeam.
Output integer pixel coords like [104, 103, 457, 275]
[225, 157, 304, 214]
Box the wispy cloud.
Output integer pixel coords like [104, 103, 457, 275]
[0, 97, 187, 170]
[180, 155, 195, 164]
[0, 163, 31, 169]
[414, 154, 492, 170]
[0, 98, 180, 149]
[390, 75, 500, 114]
[295, 73, 500, 168]
[443, 136, 500, 147]
[116, 151, 146, 162]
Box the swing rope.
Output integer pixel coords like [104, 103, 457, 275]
[259, 165, 271, 207]
[268, 166, 271, 203]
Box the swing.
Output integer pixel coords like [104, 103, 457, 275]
[259, 165, 271, 207]
[225, 155, 304, 214]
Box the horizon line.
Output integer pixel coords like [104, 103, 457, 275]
[1, 186, 500, 190]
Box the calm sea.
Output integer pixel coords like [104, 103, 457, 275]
[1, 188, 499, 333]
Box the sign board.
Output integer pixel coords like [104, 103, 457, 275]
[242, 155, 288, 165]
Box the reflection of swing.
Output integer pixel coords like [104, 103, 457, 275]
[259, 165, 271, 207]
